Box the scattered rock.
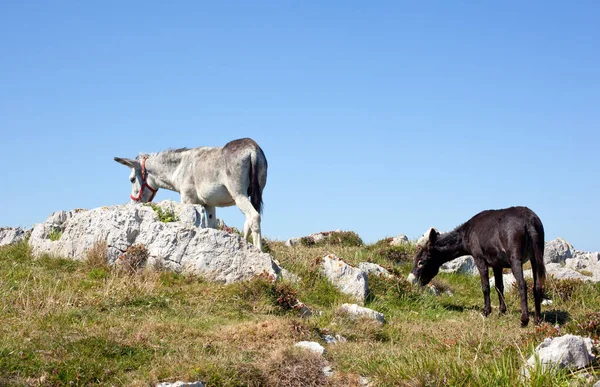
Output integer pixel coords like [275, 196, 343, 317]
[522, 334, 594, 378]
[549, 267, 594, 282]
[0, 227, 31, 247]
[440, 255, 477, 275]
[321, 255, 369, 303]
[294, 341, 326, 355]
[390, 234, 409, 246]
[338, 303, 385, 324]
[542, 299, 553, 306]
[358, 262, 392, 278]
[323, 334, 337, 344]
[359, 376, 374, 386]
[28, 202, 288, 284]
[544, 237, 574, 264]
[294, 302, 312, 318]
[156, 382, 204, 387]
[335, 334, 347, 343]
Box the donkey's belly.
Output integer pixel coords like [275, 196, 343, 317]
[198, 185, 235, 207]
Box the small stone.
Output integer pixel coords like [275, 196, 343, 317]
[338, 303, 385, 324]
[294, 341, 326, 355]
[323, 334, 337, 344]
[322, 366, 334, 377]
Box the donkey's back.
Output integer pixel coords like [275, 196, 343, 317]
[461, 206, 545, 267]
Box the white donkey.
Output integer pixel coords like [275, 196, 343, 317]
[114, 138, 267, 250]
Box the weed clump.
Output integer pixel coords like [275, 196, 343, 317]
[573, 312, 600, 340]
[300, 231, 363, 247]
[271, 281, 299, 311]
[49, 228, 63, 241]
[264, 347, 327, 387]
[117, 244, 149, 273]
[85, 241, 109, 269]
[327, 231, 363, 247]
[146, 203, 179, 223]
[367, 238, 416, 264]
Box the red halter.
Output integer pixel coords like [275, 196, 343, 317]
[130, 157, 158, 202]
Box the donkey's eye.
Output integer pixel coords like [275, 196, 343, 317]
[130, 177, 135, 183]
[418, 260, 425, 267]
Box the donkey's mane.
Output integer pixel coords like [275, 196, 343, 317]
[136, 147, 190, 161]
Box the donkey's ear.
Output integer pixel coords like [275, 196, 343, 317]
[114, 157, 139, 169]
[427, 228, 438, 245]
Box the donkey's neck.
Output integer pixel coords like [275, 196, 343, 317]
[144, 151, 187, 192]
[433, 230, 469, 264]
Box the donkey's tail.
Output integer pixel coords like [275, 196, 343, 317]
[527, 215, 546, 287]
[248, 146, 267, 214]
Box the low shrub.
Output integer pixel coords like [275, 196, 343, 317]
[117, 244, 149, 273]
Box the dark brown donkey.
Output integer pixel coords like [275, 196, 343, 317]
[408, 206, 546, 326]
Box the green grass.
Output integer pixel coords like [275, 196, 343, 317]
[1, 239, 599, 386]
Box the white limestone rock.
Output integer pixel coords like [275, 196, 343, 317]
[522, 334, 594, 378]
[0, 227, 32, 247]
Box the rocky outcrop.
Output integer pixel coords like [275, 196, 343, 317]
[522, 334, 595, 378]
[0, 227, 32, 247]
[28, 201, 287, 284]
[544, 237, 574, 264]
[321, 255, 369, 303]
[337, 303, 385, 324]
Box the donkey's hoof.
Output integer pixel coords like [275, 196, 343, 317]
[520, 318, 530, 328]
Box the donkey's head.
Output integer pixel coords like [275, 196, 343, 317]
[114, 156, 158, 203]
[408, 228, 442, 286]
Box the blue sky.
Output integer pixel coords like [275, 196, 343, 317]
[1, 1, 598, 251]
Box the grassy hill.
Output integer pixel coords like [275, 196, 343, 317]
[1, 236, 598, 386]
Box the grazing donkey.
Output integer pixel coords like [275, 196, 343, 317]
[114, 138, 267, 251]
[408, 206, 546, 327]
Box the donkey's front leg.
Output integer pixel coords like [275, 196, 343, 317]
[475, 260, 492, 317]
[204, 206, 218, 229]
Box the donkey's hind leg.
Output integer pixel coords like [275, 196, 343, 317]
[492, 267, 507, 314]
[232, 194, 262, 251]
[510, 257, 530, 327]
